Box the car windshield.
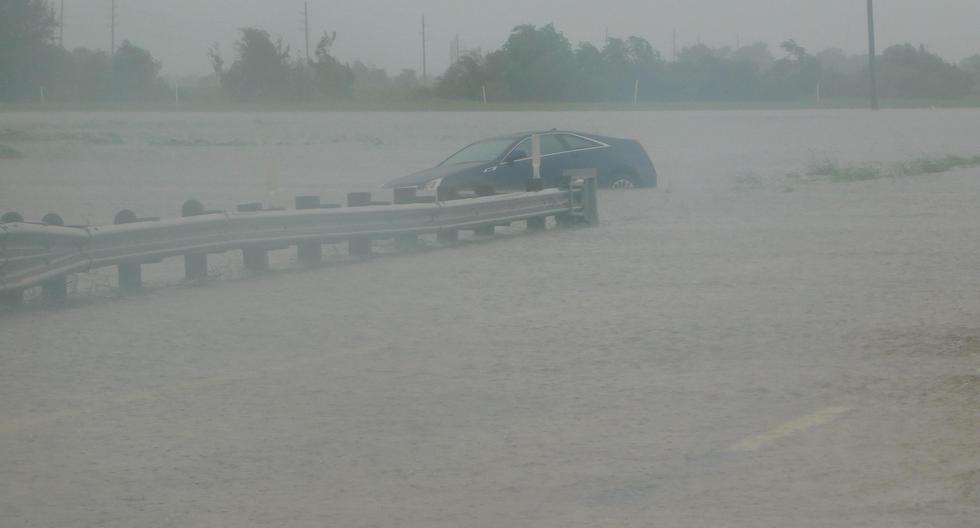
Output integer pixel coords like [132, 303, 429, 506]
[441, 138, 515, 165]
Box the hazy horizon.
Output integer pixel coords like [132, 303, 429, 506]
[57, 0, 980, 77]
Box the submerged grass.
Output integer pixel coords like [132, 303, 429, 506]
[802, 154, 980, 184]
[0, 143, 23, 158]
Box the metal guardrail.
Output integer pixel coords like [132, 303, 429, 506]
[0, 176, 598, 303]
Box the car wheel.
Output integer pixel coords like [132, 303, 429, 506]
[608, 171, 639, 190]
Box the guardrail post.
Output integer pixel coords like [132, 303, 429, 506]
[581, 175, 599, 227]
[242, 247, 269, 271]
[235, 203, 274, 270]
[525, 179, 547, 232]
[295, 196, 324, 263]
[114, 209, 144, 291]
[1, 213, 25, 305]
[556, 174, 575, 227]
[181, 200, 210, 280]
[474, 185, 496, 236]
[436, 186, 460, 243]
[393, 188, 419, 249]
[347, 192, 373, 256]
[40, 213, 68, 301]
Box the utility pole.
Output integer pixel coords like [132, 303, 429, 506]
[450, 33, 459, 65]
[59, 0, 64, 48]
[421, 15, 427, 86]
[866, 0, 879, 110]
[110, 0, 116, 56]
[304, 2, 310, 62]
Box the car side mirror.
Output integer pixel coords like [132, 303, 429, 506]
[504, 150, 527, 164]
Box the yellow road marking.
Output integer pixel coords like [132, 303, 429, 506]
[728, 405, 852, 453]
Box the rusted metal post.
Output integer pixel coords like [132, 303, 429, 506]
[295, 195, 323, 263]
[347, 192, 373, 256]
[114, 209, 143, 290]
[181, 200, 209, 280]
[40, 213, 68, 301]
[393, 188, 419, 249]
[436, 186, 459, 243]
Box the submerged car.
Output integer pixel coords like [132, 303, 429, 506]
[383, 130, 657, 192]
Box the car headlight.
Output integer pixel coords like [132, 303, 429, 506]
[423, 178, 443, 190]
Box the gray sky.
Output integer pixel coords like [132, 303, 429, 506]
[61, 0, 980, 76]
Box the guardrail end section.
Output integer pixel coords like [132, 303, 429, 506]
[564, 169, 599, 227]
[580, 175, 599, 227]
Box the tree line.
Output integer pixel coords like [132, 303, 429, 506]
[437, 24, 980, 102]
[3, 1, 980, 104]
[0, 0, 406, 103]
[0, 0, 168, 101]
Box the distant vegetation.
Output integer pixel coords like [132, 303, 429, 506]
[436, 25, 978, 103]
[0, 144, 23, 158]
[2, 0, 980, 106]
[799, 155, 980, 184]
[1, 1, 168, 102]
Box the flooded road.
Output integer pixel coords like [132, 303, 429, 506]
[2, 110, 980, 526]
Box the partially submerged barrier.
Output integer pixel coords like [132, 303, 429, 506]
[0, 173, 599, 305]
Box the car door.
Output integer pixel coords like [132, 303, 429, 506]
[490, 137, 532, 192]
[491, 134, 568, 191]
[536, 134, 568, 186]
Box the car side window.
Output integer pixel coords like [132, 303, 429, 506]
[540, 135, 564, 155]
[510, 135, 566, 160]
[559, 134, 603, 151]
[511, 138, 531, 159]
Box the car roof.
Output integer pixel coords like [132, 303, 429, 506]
[483, 130, 607, 142]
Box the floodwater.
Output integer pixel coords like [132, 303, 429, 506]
[2, 110, 980, 527]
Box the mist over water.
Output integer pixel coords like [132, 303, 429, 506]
[3, 109, 980, 526]
[4, 109, 979, 220]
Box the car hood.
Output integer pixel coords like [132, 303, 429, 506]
[382, 162, 489, 189]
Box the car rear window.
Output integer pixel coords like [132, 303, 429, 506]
[559, 134, 603, 151]
[513, 135, 565, 158]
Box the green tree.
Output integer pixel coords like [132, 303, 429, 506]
[66, 47, 111, 101]
[436, 51, 488, 100]
[496, 24, 576, 100]
[877, 44, 973, 99]
[961, 54, 980, 93]
[764, 40, 821, 99]
[210, 28, 292, 100]
[0, 0, 58, 100]
[111, 40, 165, 101]
[309, 32, 353, 99]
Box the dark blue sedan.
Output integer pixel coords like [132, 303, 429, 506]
[383, 130, 657, 192]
